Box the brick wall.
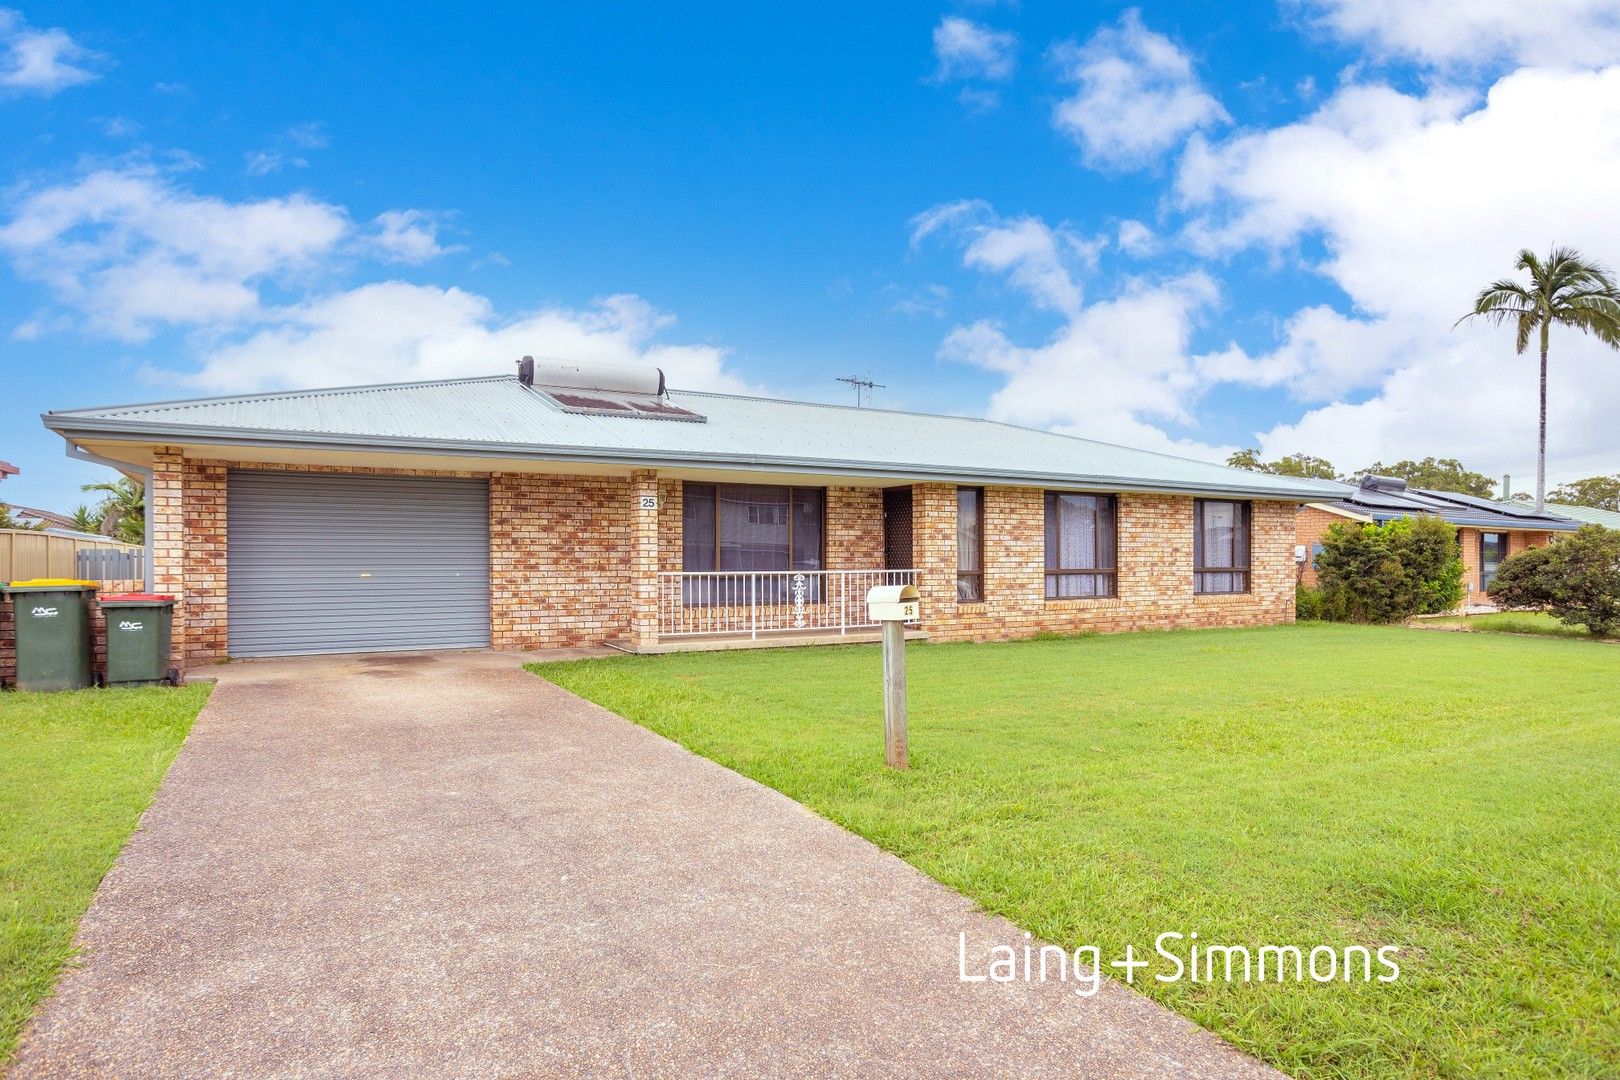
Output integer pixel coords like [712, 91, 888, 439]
[1293, 505, 1351, 587]
[129, 462, 1307, 669]
[826, 487, 885, 567]
[914, 484, 1296, 642]
[0, 594, 11, 686]
[490, 472, 636, 649]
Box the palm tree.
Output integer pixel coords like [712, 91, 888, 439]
[1458, 247, 1620, 511]
[68, 505, 104, 534]
[81, 476, 145, 545]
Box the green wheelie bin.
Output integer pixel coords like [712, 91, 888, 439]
[99, 593, 180, 687]
[4, 579, 97, 692]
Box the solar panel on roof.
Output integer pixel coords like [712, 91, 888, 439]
[535, 387, 707, 422]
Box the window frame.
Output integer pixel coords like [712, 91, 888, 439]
[1193, 499, 1252, 595]
[1043, 492, 1119, 600]
[956, 486, 985, 603]
[1479, 531, 1508, 591]
[681, 482, 827, 574]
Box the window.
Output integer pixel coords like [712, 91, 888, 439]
[1194, 500, 1250, 594]
[1480, 532, 1508, 591]
[957, 487, 984, 602]
[1044, 493, 1117, 598]
[682, 483, 825, 603]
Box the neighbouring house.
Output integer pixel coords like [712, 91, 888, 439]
[1296, 475, 1582, 607]
[8, 505, 75, 530]
[1550, 502, 1620, 530]
[36, 359, 1347, 670]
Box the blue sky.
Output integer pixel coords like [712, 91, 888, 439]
[5, 1, 1620, 512]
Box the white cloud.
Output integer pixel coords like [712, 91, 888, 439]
[368, 209, 458, 264]
[0, 164, 458, 339]
[957, 87, 1001, 112]
[0, 166, 349, 339]
[932, 17, 1018, 82]
[0, 165, 753, 399]
[938, 272, 1234, 455]
[1116, 219, 1158, 257]
[0, 8, 99, 95]
[1176, 65, 1620, 480]
[887, 282, 951, 318]
[244, 150, 289, 177]
[911, 200, 1095, 317]
[178, 287, 754, 397]
[243, 122, 330, 175]
[1289, 0, 1620, 69]
[1050, 9, 1227, 169]
[918, 198, 1234, 454]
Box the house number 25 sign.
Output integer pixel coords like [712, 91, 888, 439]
[638, 494, 659, 510]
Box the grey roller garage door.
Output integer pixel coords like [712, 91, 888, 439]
[227, 471, 491, 657]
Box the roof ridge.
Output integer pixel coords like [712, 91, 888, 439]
[670, 386, 1343, 492]
[668, 386, 1002, 425]
[48, 374, 511, 418]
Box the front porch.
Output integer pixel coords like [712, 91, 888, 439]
[616, 568, 922, 652]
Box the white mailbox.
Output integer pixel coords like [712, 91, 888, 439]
[867, 583, 920, 622]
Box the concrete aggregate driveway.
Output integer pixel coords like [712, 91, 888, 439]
[13, 650, 1278, 1079]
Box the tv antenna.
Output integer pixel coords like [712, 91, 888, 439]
[836, 374, 885, 408]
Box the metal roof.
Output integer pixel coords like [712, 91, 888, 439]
[1321, 479, 1582, 532]
[43, 374, 1349, 500]
[1550, 502, 1620, 530]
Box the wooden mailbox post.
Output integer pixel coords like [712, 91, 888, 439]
[866, 584, 919, 769]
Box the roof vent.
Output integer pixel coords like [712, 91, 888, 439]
[1359, 474, 1408, 493]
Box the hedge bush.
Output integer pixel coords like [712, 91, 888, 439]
[1314, 516, 1465, 623]
[1295, 583, 1326, 621]
[1489, 525, 1620, 637]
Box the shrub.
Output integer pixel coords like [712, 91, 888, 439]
[1489, 525, 1620, 637]
[1295, 583, 1325, 621]
[1314, 516, 1465, 623]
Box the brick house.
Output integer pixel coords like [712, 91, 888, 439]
[33, 360, 1347, 671]
[1295, 475, 1581, 608]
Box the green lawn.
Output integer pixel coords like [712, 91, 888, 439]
[531, 624, 1620, 1079]
[1423, 611, 1615, 642]
[0, 685, 210, 1065]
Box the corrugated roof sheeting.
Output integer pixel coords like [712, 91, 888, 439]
[46, 375, 1349, 499]
[1326, 484, 1583, 532]
[1551, 503, 1620, 529]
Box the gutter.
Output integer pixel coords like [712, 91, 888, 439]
[42, 417, 1349, 504]
[65, 442, 154, 592]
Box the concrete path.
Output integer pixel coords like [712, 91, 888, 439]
[13, 650, 1279, 1079]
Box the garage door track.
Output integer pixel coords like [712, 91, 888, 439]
[12, 650, 1277, 1079]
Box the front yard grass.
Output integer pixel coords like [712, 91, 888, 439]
[531, 624, 1619, 1079]
[0, 685, 210, 1065]
[1422, 611, 1614, 641]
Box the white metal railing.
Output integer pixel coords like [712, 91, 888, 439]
[658, 569, 918, 638]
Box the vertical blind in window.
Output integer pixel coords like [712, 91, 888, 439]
[1044, 493, 1117, 598]
[957, 487, 984, 602]
[1194, 499, 1250, 594]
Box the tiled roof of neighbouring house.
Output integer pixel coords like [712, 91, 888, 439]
[42, 373, 1351, 501]
[1320, 475, 1582, 532]
[0, 460, 17, 478]
[8, 505, 75, 528]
